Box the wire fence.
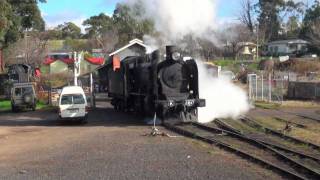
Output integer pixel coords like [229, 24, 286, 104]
[248, 73, 285, 103]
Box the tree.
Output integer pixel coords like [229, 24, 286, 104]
[0, 0, 13, 48]
[113, 3, 154, 47]
[8, 0, 45, 31]
[285, 16, 300, 38]
[218, 24, 252, 60]
[83, 13, 113, 38]
[301, 1, 320, 53]
[239, 0, 256, 33]
[56, 22, 81, 39]
[4, 31, 49, 66]
[0, 0, 45, 71]
[83, 13, 118, 52]
[256, 0, 304, 42]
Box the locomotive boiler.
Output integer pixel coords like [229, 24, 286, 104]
[106, 46, 205, 123]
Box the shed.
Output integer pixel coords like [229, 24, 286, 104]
[109, 39, 147, 61]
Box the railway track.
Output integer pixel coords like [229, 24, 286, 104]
[164, 122, 320, 180]
[240, 116, 320, 151]
[276, 110, 320, 124]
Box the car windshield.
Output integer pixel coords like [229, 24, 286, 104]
[61, 94, 85, 105]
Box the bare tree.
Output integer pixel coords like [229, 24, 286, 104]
[239, 0, 255, 33]
[87, 29, 119, 54]
[218, 24, 253, 60]
[4, 31, 49, 67]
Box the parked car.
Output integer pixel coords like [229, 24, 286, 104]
[11, 83, 37, 112]
[58, 86, 89, 123]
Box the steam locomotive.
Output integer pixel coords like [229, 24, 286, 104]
[106, 46, 205, 123]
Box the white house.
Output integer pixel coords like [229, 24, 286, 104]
[267, 39, 309, 56]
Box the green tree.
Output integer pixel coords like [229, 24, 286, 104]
[301, 1, 320, 53]
[0, 0, 13, 48]
[286, 16, 300, 38]
[83, 13, 113, 38]
[256, 0, 304, 42]
[113, 3, 154, 47]
[57, 22, 82, 39]
[8, 0, 45, 31]
[0, 0, 45, 48]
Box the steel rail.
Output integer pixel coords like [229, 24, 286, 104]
[164, 122, 317, 180]
[214, 118, 320, 163]
[241, 116, 320, 151]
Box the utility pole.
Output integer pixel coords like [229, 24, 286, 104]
[256, 24, 259, 61]
[73, 52, 82, 86]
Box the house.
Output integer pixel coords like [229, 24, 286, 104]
[267, 39, 309, 56]
[43, 53, 73, 74]
[109, 39, 148, 61]
[43, 52, 105, 75]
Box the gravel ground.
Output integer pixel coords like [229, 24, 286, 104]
[0, 102, 284, 180]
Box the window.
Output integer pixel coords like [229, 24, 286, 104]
[61, 94, 85, 105]
[14, 87, 32, 96]
[61, 95, 73, 105]
[73, 94, 85, 104]
[22, 87, 33, 94]
[15, 88, 22, 96]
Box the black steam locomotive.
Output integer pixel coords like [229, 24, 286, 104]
[106, 46, 205, 123]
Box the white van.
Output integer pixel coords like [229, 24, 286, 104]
[58, 86, 88, 123]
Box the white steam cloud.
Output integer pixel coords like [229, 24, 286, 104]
[123, 0, 250, 123]
[125, 0, 217, 42]
[197, 62, 250, 123]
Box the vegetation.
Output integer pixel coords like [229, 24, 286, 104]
[0, 100, 11, 111]
[0, 100, 51, 112]
[254, 101, 281, 110]
[0, 0, 45, 49]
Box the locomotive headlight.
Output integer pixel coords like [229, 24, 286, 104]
[185, 100, 195, 107]
[168, 100, 175, 107]
[172, 52, 181, 61]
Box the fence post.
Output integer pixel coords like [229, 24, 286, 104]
[261, 74, 264, 101]
[256, 75, 258, 100]
[269, 73, 272, 102]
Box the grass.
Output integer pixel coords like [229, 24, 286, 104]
[0, 101, 11, 111]
[211, 59, 260, 74]
[0, 100, 53, 112]
[255, 100, 320, 110]
[254, 101, 281, 110]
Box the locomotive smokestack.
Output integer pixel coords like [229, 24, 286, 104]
[151, 50, 160, 64]
[166, 46, 180, 61]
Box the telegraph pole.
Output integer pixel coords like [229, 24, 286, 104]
[74, 52, 78, 86]
[256, 24, 259, 61]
